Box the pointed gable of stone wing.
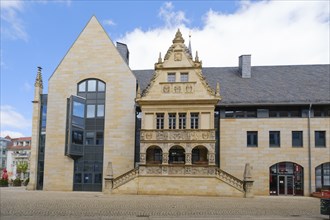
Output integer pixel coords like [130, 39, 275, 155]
[137, 29, 220, 104]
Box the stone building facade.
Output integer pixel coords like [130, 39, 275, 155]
[28, 16, 330, 196]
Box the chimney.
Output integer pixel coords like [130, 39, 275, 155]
[116, 42, 129, 65]
[239, 55, 251, 78]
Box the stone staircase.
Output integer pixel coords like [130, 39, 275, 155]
[215, 168, 244, 192]
[111, 166, 245, 193]
[112, 167, 139, 189]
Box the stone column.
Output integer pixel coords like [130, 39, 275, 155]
[162, 152, 169, 164]
[243, 163, 254, 198]
[27, 67, 43, 190]
[185, 153, 192, 165]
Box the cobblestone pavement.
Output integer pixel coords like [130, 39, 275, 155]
[0, 187, 328, 220]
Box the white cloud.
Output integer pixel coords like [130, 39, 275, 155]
[158, 2, 189, 28]
[0, 130, 25, 138]
[0, 0, 28, 41]
[118, 1, 329, 69]
[103, 19, 116, 26]
[0, 105, 31, 129]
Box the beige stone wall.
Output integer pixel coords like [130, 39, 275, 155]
[43, 16, 136, 191]
[220, 117, 330, 196]
[113, 176, 243, 197]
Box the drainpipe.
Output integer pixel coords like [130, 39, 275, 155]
[307, 103, 312, 195]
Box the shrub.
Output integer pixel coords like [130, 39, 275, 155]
[13, 178, 22, 187]
[0, 178, 9, 187]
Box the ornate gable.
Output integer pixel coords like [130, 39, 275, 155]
[137, 29, 220, 104]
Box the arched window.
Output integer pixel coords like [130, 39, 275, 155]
[146, 146, 162, 164]
[169, 146, 185, 164]
[316, 162, 330, 192]
[192, 146, 208, 164]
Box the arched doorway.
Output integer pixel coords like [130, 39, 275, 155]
[192, 146, 208, 165]
[169, 146, 185, 164]
[315, 162, 330, 192]
[146, 146, 162, 164]
[269, 162, 304, 196]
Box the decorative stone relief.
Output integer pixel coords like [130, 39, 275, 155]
[208, 153, 215, 164]
[139, 166, 146, 175]
[156, 131, 166, 140]
[185, 153, 192, 165]
[145, 132, 152, 140]
[185, 84, 193, 93]
[163, 85, 170, 93]
[174, 85, 181, 93]
[140, 153, 146, 164]
[162, 166, 168, 175]
[146, 166, 162, 174]
[174, 52, 182, 61]
[169, 166, 185, 175]
[162, 153, 169, 164]
[202, 132, 209, 139]
[185, 166, 192, 174]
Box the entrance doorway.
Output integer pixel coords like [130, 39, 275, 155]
[269, 162, 303, 196]
[278, 175, 294, 195]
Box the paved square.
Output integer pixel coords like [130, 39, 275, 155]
[0, 187, 327, 220]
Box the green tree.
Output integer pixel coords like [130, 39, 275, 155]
[16, 161, 28, 177]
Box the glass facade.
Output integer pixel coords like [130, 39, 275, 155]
[70, 79, 106, 191]
[37, 94, 47, 190]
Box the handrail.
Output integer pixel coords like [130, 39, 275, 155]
[112, 167, 139, 189]
[215, 168, 244, 192]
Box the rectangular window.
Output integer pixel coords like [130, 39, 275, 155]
[269, 131, 280, 147]
[179, 113, 186, 129]
[97, 104, 104, 117]
[72, 130, 84, 145]
[292, 131, 303, 147]
[86, 105, 95, 118]
[98, 81, 105, 92]
[190, 113, 199, 129]
[167, 73, 176, 82]
[180, 73, 188, 82]
[85, 132, 94, 145]
[168, 113, 176, 129]
[73, 101, 85, 118]
[247, 131, 258, 147]
[96, 132, 103, 145]
[87, 80, 96, 92]
[156, 113, 164, 129]
[315, 131, 326, 147]
[78, 82, 86, 92]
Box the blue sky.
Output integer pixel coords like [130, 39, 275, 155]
[1, 0, 329, 138]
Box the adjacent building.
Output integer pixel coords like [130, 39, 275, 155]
[6, 137, 31, 180]
[28, 16, 330, 196]
[0, 136, 11, 170]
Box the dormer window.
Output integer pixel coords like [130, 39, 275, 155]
[180, 73, 188, 82]
[167, 73, 176, 82]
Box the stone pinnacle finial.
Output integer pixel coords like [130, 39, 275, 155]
[188, 31, 192, 56]
[158, 52, 162, 63]
[136, 84, 141, 99]
[216, 82, 220, 96]
[195, 51, 199, 62]
[35, 66, 43, 89]
[172, 29, 184, 44]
